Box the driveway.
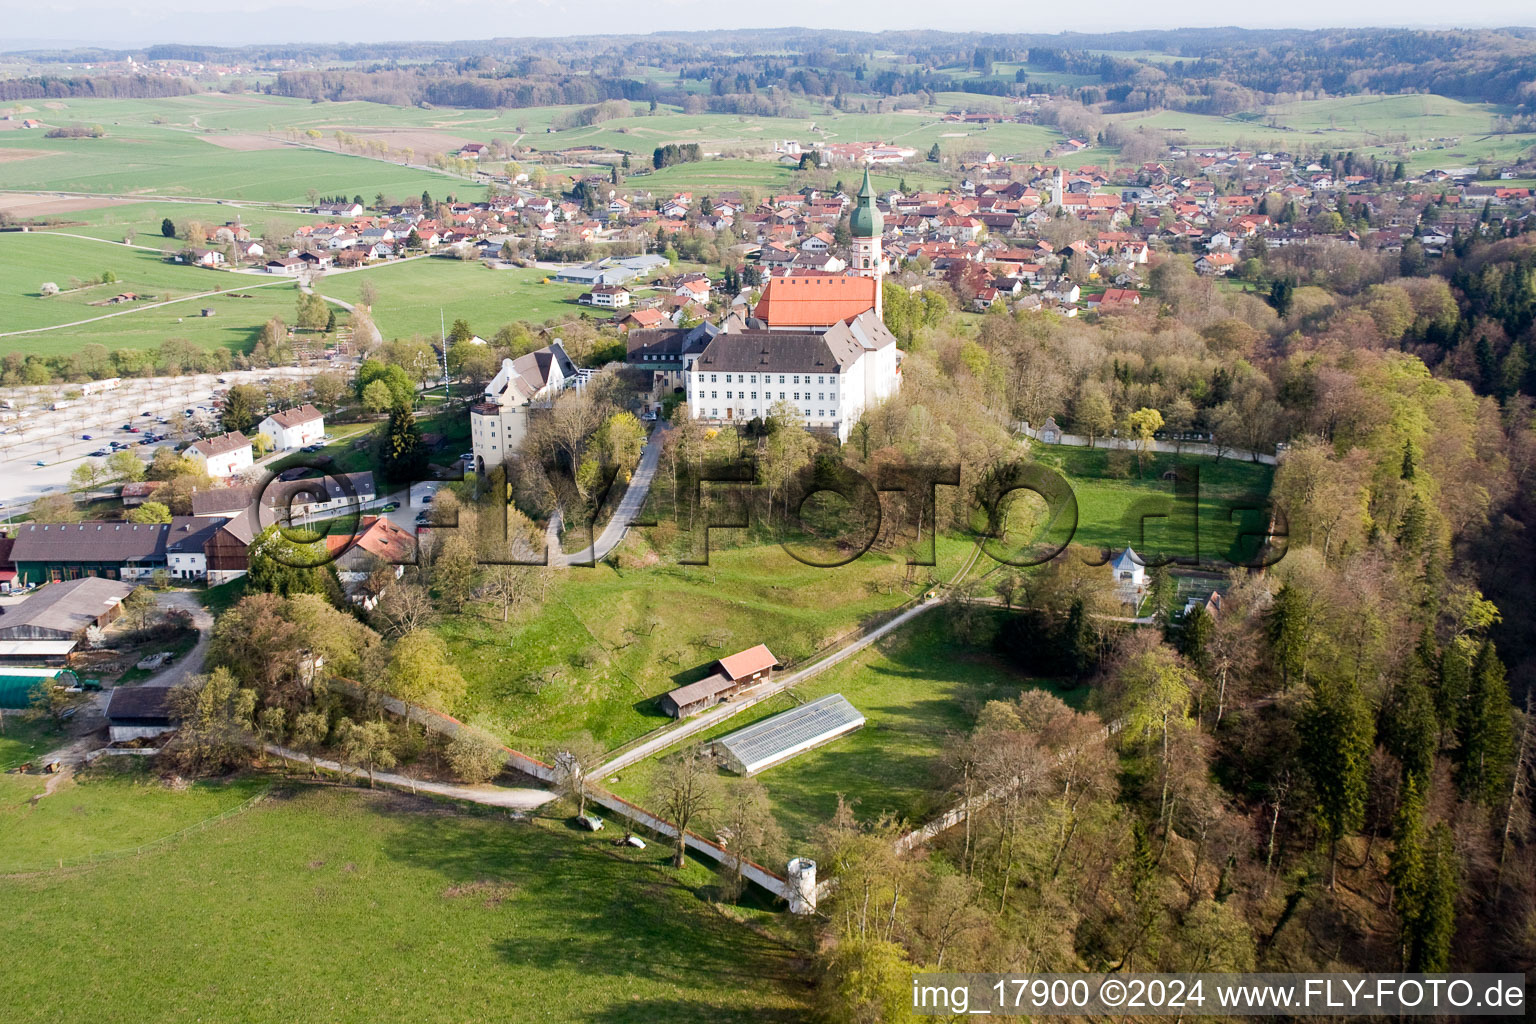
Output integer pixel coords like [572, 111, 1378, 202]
[552, 422, 665, 567]
[36, 589, 213, 768]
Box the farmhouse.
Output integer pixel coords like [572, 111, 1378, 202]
[184, 431, 253, 479]
[7, 518, 237, 585]
[469, 341, 578, 472]
[658, 644, 778, 718]
[580, 285, 632, 309]
[190, 471, 377, 520]
[714, 693, 866, 774]
[258, 404, 324, 451]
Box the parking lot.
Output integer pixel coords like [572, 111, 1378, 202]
[0, 367, 325, 518]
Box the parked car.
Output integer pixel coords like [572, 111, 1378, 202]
[89, 449, 107, 457]
[380, 502, 400, 513]
[81, 434, 92, 440]
[126, 427, 140, 433]
[34, 460, 45, 467]
[459, 452, 474, 463]
[415, 510, 432, 525]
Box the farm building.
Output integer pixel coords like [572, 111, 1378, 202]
[713, 693, 865, 775]
[658, 643, 779, 719]
[0, 577, 134, 662]
[105, 685, 177, 743]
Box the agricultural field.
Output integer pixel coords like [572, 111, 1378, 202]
[0, 232, 339, 356]
[32, 200, 323, 251]
[1032, 446, 1275, 568]
[0, 765, 808, 1024]
[608, 610, 1082, 847]
[439, 536, 977, 753]
[0, 121, 480, 205]
[1105, 95, 1536, 173]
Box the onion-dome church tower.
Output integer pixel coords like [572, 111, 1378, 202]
[849, 167, 884, 317]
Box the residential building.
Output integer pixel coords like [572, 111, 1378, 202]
[658, 644, 779, 718]
[257, 404, 325, 451]
[184, 431, 253, 479]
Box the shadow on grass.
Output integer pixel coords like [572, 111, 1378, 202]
[370, 791, 807, 1017]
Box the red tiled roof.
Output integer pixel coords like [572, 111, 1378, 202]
[717, 644, 779, 681]
[752, 275, 876, 328]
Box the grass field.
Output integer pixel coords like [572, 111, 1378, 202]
[320, 259, 594, 338]
[0, 765, 808, 1023]
[607, 609, 1083, 846]
[36, 201, 323, 251]
[440, 535, 976, 753]
[1105, 95, 1536, 173]
[1032, 446, 1274, 568]
[0, 232, 278, 332]
[0, 124, 480, 205]
[0, 232, 342, 356]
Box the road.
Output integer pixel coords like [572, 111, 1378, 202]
[551, 422, 665, 567]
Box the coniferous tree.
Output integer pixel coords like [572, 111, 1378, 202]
[1455, 641, 1516, 806]
[1301, 676, 1374, 889]
[381, 401, 426, 483]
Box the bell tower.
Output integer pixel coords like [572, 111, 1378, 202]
[849, 167, 884, 317]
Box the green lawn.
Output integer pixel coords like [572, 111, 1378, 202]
[0, 231, 281, 330]
[0, 713, 59, 771]
[1032, 446, 1274, 568]
[441, 535, 975, 753]
[0, 772, 808, 1023]
[0, 759, 267, 872]
[607, 609, 1084, 847]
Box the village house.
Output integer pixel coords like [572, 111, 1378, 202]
[184, 431, 253, 479]
[257, 404, 324, 451]
[580, 284, 632, 309]
[658, 644, 779, 718]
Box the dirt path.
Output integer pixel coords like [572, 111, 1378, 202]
[265, 744, 555, 810]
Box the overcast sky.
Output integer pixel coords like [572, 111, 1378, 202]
[7, 0, 1535, 50]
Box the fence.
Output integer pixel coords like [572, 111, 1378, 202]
[1017, 420, 1278, 466]
[10, 786, 271, 874]
[324, 676, 792, 901]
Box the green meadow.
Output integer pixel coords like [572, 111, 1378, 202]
[1033, 446, 1275, 568]
[607, 609, 1082, 847]
[0, 126, 480, 204]
[0, 765, 807, 1024]
[319, 259, 592, 338]
[438, 536, 976, 753]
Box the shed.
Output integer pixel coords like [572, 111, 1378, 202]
[105, 685, 177, 742]
[658, 643, 779, 718]
[714, 693, 865, 775]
